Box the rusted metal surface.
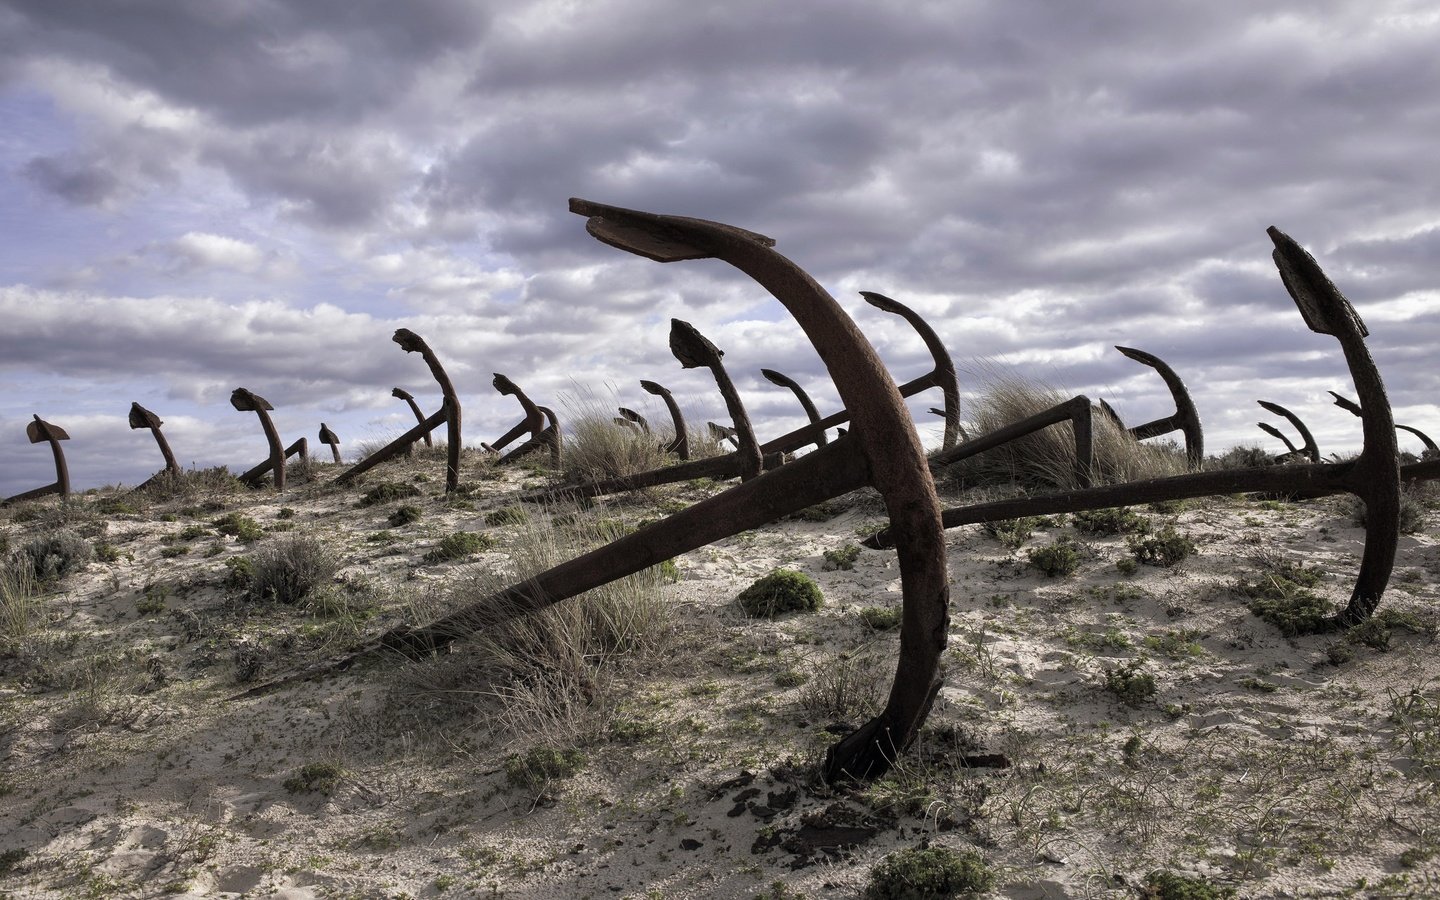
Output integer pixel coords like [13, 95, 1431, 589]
[497, 403, 561, 467]
[230, 388, 286, 492]
[763, 368, 828, 449]
[618, 408, 650, 434]
[1257, 400, 1319, 462]
[3, 415, 72, 504]
[673, 320, 763, 482]
[641, 379, 689, 458]
[1111, 346, 1204, 469]
[129, 402, 180, 476]
[318, 423, 341, 464]
[928, 395, 1094, 489]
[1257, 422, 1301, 457]
[240, 437, 309, 485]
[491, 374, 546, 467]
[1329, 391, 1438, 453]
[392, 387, 432, 447]
[237, 198, 950, 785]
[860, 291, 963, 451]
[338, 331, 458, 489]
[869, 227, 1400, 627]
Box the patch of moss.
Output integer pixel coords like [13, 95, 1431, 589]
[423, 531, 495, 563]
[736, 569, 823, 618]
[505, 746, 585, 789]
[358, 482, 422, 507]
[864, 846, 994, 900]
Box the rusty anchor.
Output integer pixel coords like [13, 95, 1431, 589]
[1257, 400, 1319, 462]
[129, 402, 180, 478]
[613, 416, 640, 433]
[641, 379, 689, 459]
[391, 387, 433, 448]
[3, 415, 72, 505]
[497, 400, 562, 468]
[490, 374, 548, 466]
[708, 421, 739, 448]
[1329, 391, 1439, 455]
[318, 424, 342, 464]
[338, 330, 461, 492]
[230, 388, 289, 492]
[927, 394, 1096, 489]
[859, 291, 964, 451]
[762, 369, 829, 450]
[672, 320, 763, 482]
[617, 407, 650, 434]
[236, 198, 949, 784]
[1104, 346, 1205, 469]
[870, 226, 1401, 627]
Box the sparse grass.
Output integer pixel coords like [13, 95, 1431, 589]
[1128, 523, 1195, 567]
[1103, 659, 1157, 705]
[243, 535, 340, 605]
[423, 531, 495, 563]
[1141, 870, 1236, 899]
[212, 512, 263, 542]
[736, 569, 823, 618]
[0, 565, 39, 648]
[798, 649, 885, 722]
[387, 504, 423, 527]
[485, 505, 529, 526]
[138, 466, 242, 500]
[864, 845, 994, 900]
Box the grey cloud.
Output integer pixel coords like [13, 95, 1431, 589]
[22, 153, 121, 205]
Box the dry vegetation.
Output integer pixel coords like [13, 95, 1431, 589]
[1, 410, 1438, 899]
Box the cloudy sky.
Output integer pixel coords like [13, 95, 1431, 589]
[2, 0, 1438, 496]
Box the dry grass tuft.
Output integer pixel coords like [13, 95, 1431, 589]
[944, 371, 1186, 490]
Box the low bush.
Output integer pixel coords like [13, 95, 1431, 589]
[1103, 659, 1157, 705]
[244, 535, 340, 605]
[858, 606, 903, 631]
[823, 544, 862, 571]
[1026, 538, 1082, 577]
[736, 569, 823, 618]
[387, 505, 423, 527]
[283, 760, 346, 795]
[358, 482, 421, 507]
[1128, 524, 1195, 567]
[983, 516, 1038, 548]
[864, 845, 994, 900]
[1141, 870, 1236, 899]
[423, 531, 495, 563]
[1236, 557, 1333, 636]
[505, 746, 586, 789]
[1071, 507, 1151, 536]
[212, 512, 263, 542]
[11, 529, 93, 582]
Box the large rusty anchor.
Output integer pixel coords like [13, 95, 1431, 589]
[641, 379, 689, 458]
[230, 389, 291, 491]
[486, 374, 545, 459]
[338, 330, 461, 493]
[762, 369, 828, 450]
[236, 198, 949, 783]
[496, 391, 561, 468]
[870, 227, 1400, 627]
[858, 291, 963, 451]
[1101, 347, 1204, 469]
[1329, 391, 1438, 455]
[318, 424, 342, 464]
[1257, 400, 1319, 462]
[3, 416, 72, 505]
[672, 320, 763, 482]
[391, 387, 433, 448]
[129, 402, 180, 479]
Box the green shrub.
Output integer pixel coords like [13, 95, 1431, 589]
[137, 584, 168, 615]
[1237, 559, 1333, 636]
[1072, 507, 1150, 536]
[423, 531, 495, 563]
[485, 506, 529, 527]
[387, 505, 423, 527]
[245, 535, 339, 604]
[864, 846, 994, 899]
[983, 516, 1038, 548]
[11, 529, 93, 582]
[212, 512, 263, 542]
[94, 542, 121, 563]
[1103, 659, 1156, 705]
[1115, 558, 1139, 576]
[1128, 524, 1195, 567]
[223, 555, 255, 590]
[1140, 870, 1235, 899]
[505, 746, 586, 789]
[736, 569, 823, 618]
[823, 544, 862, 571]
[96, 496, 140, 515]
[283, 761, 346, 795]
[1026, 538, 1081, 577]
[358, 482, 421, 507]
[858, 606, 903, 631]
